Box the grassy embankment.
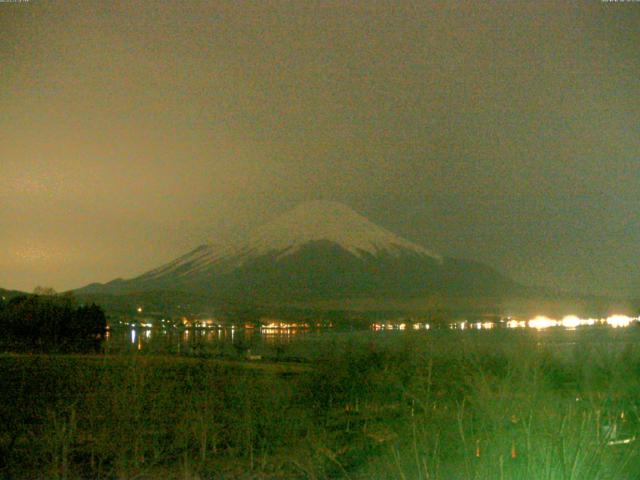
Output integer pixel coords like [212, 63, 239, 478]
[2, 329, 640, 479]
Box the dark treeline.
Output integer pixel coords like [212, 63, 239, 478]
[0, 291, 106, 353]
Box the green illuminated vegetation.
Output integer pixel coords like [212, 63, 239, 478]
[1, 325, 640, 479]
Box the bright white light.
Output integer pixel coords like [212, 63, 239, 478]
[506, 320, 525, 329]
[130, 329, 136, 344]
[561, 315, 581, 329]
[482, 322, 494, 330]
[606, 315, 634, 328]
[560, 315, 598, 329]
[136, 307, 143, 313]
[528, 316, 557, 330]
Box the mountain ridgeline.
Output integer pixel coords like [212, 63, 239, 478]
[77, 201, 522, 302]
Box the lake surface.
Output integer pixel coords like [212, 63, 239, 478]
[104, 315, 640, 361]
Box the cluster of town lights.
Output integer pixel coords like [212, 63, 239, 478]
[445, 315, 638, 331]
[260, 322, 310, 331]
[127, 307, 637, 337]
[522, 314, 637, 330]
[371, 323, 430, 331]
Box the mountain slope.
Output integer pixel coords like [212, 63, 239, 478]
[76, 201, 521, 301]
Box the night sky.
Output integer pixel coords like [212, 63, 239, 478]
[1, 1, 639, 296]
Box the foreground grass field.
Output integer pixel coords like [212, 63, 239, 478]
[2, 329, 640, 479]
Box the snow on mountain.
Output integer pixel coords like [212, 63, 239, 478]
[244, 201, 440, 260]
[140, 201, 440, 280]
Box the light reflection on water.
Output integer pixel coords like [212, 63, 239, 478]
[114, 324, 315, 352]
[110, 314, 638, 353]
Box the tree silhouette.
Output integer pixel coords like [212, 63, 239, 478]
[0, 293, 106, 353]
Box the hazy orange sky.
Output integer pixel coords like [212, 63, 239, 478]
[1, 1, 638, 295]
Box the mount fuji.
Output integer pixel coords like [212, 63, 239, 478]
[77, 201, 520, 302]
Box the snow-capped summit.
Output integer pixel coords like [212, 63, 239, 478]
[244, 200, 440, 260]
